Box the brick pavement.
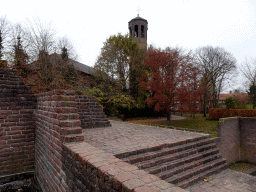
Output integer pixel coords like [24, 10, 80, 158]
[83, 120, 207, 156]
[83, 120, 256, 192]
[185, 169, 256, 192]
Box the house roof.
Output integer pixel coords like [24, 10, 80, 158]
[70, 59, 95, 76]
[49, 53, 96, 76]
[29, 53, 96, 76]
[219, 93, 248, 100]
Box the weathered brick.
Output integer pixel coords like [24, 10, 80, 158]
[122, 179, 144, 192]
[134, 186, 161, 192]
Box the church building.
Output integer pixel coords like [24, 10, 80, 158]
[128, 13, 148, 48]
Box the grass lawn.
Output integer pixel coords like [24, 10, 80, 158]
[126, 114, 219, 138]
[229, 162, 256, 172]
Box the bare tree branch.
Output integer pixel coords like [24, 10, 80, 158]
[25, 17, 56, 61]
[57, 36, 77, 60]
[0, 15, 10, 60]
[196, 46, 237, 115]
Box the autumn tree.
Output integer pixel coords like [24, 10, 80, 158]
[56, 45, 78, 85]
[21, 18, 82, 92]
[196, 46, 237, 116]
[139, 47, 204, 121]
[177, 61, 205, 118]
[92, 33, 147, 116]
[94, 33, 145, 94]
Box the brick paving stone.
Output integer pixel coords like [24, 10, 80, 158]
[152, 180, 175, 190]
[218, 189, 232, 192]
[190, 187, 204, 192]
[185, 169, 256, 192]
[123, 178, 145, 192]
[139, 174, 160, 184]
[134, 185, 161, 192]
[83, 120, 256, 192]
[132, 170, 148, 177]
[83, 120, 208, 156]
[121, 165, 139, 172]
[164, 187, 189, 192]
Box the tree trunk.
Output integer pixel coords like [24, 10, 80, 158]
[203, 93, 207, 117]
[167, 111, 171, 122]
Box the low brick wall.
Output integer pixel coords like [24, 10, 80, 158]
[76, 96, 111, 128]
[35, 90, 84, 192]
[217, 117, 256, 164]
[0, 69, 36, 176]
[36, 90, 185, 192]
[217, 117, 240, 164]
[240, 118, 256, 163]
[62, 141, 184, 192]
[0, 69, 187, 191]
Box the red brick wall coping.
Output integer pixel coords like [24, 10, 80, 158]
[63, 141, 189, 192]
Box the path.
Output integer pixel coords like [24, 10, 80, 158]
[185, 169, 256, 192]
[83, 120, 204, 156]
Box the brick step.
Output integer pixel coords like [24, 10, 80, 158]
[134, 143, 217, 170]
[135, 148, 197, 169]
[118, 135, 227, 189]
[197, 142, 217, 152]
[118, 135, 210, 159]
[145, 149, 220, 175]
[165, 158, 227, 185]
[122, 138, 214, 164]
[155, 152, 221, 180]
[177, 163, 228, 189]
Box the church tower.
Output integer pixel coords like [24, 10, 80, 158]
[128, 14, 148, 48]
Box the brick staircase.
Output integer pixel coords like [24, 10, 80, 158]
[119, 135, 228, 189]
[76, 96, 111, 128]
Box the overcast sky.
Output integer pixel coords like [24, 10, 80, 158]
[2, 0, 256, 92]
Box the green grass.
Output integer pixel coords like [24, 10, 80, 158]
[171, 113, 208, 118]
[126, 114, 219, 138]
[229, 162, 256, 172]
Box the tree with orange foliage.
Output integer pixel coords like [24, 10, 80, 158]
[139, 47, 204, 121]
[177, 62, 205, 118]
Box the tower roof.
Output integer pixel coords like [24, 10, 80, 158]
[129, 15, 148, 23]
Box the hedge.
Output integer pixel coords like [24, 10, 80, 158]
[209, 108, 256, 120]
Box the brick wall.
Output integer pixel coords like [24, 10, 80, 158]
[0, 69, 186, 191]
[217, 117, 256, 164]
[0, 69, 36, 176]
[216, 117, 240, 164]
[35, 90, 84, 192]
[36, 90, 183, 192]
[62, 141, 184, 192]
[240, 118, 256, 163]
[76, 96, 111, 128]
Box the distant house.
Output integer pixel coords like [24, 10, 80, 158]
[218, 92, 249, 106]
[29, 53, 96, 77]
